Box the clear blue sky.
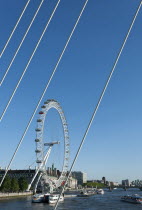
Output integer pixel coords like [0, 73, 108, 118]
[0, 0, 142, 183]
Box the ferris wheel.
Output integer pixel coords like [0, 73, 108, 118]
[27, 99, 69, 192]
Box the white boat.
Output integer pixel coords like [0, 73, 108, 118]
[96, 189, 104, 194]
[77, 191, 90, 197]
[47, 194, 64, 204]
[32, 193, 50, 203]
[77, 189, 96, 197]
[87, 190, 96, 195]
[121, 194, 142, 204]
[32, 194, 45, 203]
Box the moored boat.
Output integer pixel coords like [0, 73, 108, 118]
[32, 193, 50, 203]
[77, 189, 96, 197]
[121, 194, 142, 204]
[87, 190, 97, 195]
[77, 191, 89, 197]
[96, 189, 104, 194]
[45, 194, 64, 204]
[32, 194, 45, 203]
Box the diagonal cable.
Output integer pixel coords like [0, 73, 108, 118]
[0, 0, 31, 58]
[0, 0, 61, 121]
[0, 0, 89, 188]
[0, 0, 45, 86]
[54, 1, 142, 209]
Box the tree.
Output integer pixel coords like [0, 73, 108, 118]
[18, 177, 28, 191]
[83, 182, 106, 188]
[0, 176, 11, 192]
[11, 178, 19, 192]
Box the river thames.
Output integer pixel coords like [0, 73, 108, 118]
[1, 188, 142, 209]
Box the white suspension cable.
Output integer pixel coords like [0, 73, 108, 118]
[23, 147, 48, 170]
[0, 0, 86, 188]
[0, 0, 61, 121]
[0, 0, 61, 187]
[0, 0, 31, 58]
[54, 1, 142, 209]
[27, 146, 52, 191]
[0, 0, 45, 86]
[34, 173, 42, 193]
[14, 147, 48, 182]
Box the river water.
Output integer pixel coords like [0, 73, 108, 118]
[1, 188, 142, 210]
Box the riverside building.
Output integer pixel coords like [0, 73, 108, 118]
[122, 179, 130, 187]
[71, 171, 87, 185]
[0, 168, 77, 189]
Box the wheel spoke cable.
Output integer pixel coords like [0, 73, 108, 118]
[0, 0, 45, 86]
[0, 0, 31, 58]
[0, 0, 87, 187]
[0, 0, 61, 121]
[54, 1, 142, 209]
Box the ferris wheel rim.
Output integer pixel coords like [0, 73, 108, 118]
[35, 99, 69, 189]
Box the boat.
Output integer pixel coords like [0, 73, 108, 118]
[96, 189, 104, 194]
[121, 194, 142, 204]
[32, 193, 50, 203]
[32, 194, 45, 203]
[32, 193, 64, 204]
[77, 190, 89, 197]
[77, 189, 96, 197]
[45, 194, 64, 204]
[87, 190, 97, 195]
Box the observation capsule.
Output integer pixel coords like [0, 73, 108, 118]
[41, 105, 46, 109]
[39, 111, 44, 114]
[35, 149, 41, 153]
[35, 139, 40, 142]
[36, 160, 42, 164]
[35, 128, 41, 132]
[44, 100, 50, 104]
[37, 119, 42, 122]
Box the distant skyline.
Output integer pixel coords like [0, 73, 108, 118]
[0, 0, 142, 183]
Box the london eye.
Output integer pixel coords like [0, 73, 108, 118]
[28, 99, 69, 193]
